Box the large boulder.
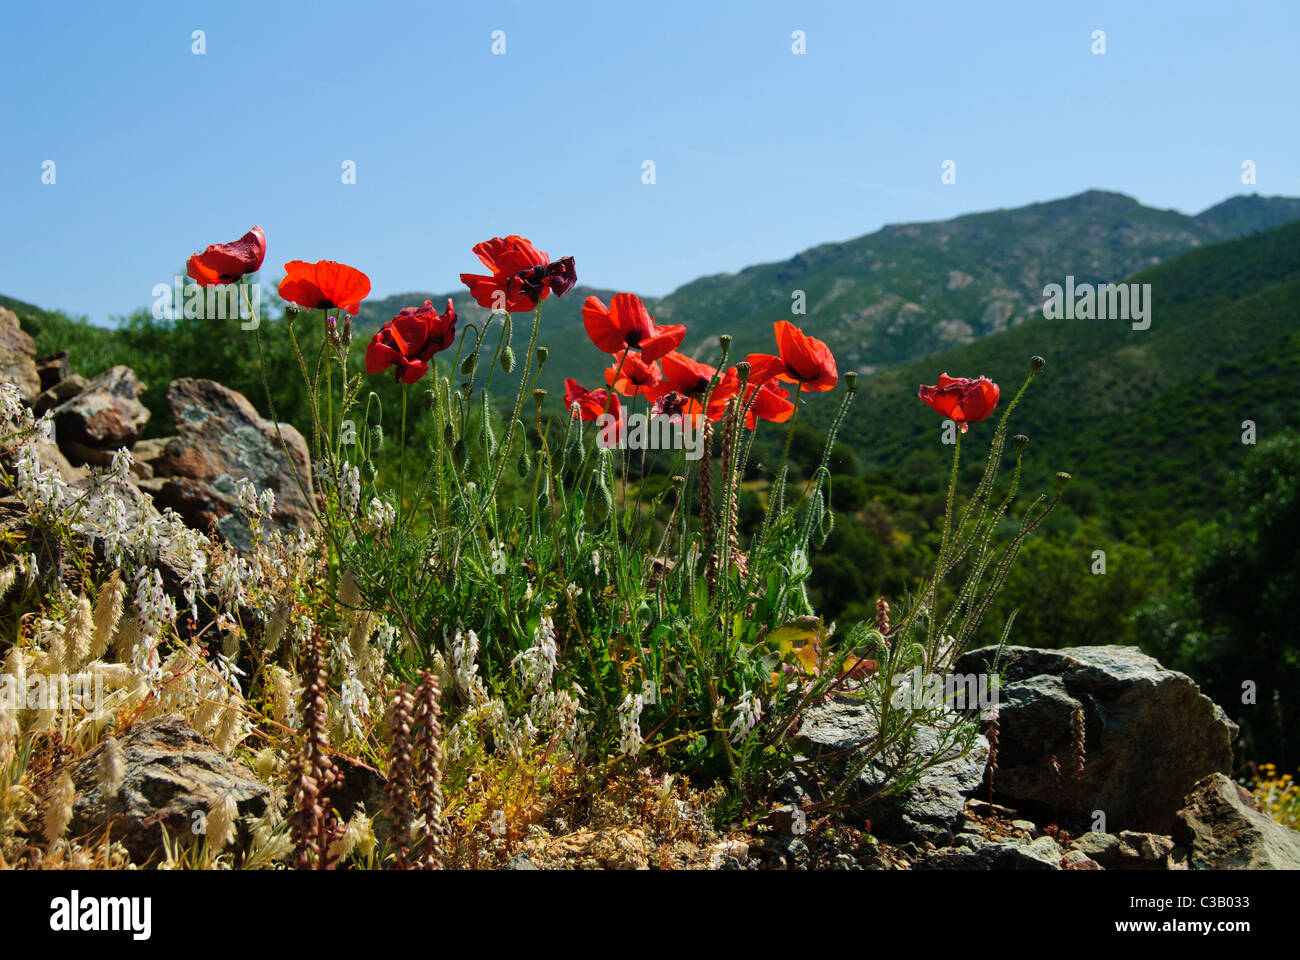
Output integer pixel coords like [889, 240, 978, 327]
[53, 365, 150, 446]
[0, 306, 41, 400]
[955, 645, 1238, 833]
[1174, 773, 1300, 869]
[62, 714, 269, 863]
[150, 378, 314, 549]
[791, 695, 988, 843]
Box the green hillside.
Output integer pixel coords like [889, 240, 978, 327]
[811, 218, 1300, 536]
[351, 191, 1300, 406]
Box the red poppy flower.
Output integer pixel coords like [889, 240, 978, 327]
[605, 350, 662, 399]
[746, 321, 838, 392]
[365, 299, 457, 384]
[582, 294, 685, 363]
[741, 380, 795, 429]
[186, 225, 266, 286]
[279, 260, 371, 316]
[658, 352, 740, 421]
[917, 374, 1000, 432]
[459, 236, 576, 313]
[563, 379, 623, 423]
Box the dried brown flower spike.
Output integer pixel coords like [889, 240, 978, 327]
[287, 629, 345, 869]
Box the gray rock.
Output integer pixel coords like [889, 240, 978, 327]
[150, 378, 315, 548]
[957, 644, 1237, 832]
[794, 696, 987, 844]
[919, 835, 1062, 870]
[1061, 849, 1103, 870]
[506, 853, 539, 870]
[53, 365, 150, 446]
[1174, 773, 1300, 869]
[62, 714, 269, 863]
[1071, 829, 1173, 869]
[0, 306, 40, 400]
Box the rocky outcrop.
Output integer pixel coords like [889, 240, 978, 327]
[53, 365, 150, 446]
[62, 714, 269, 863]
[791, 695, 988, 843]
[0, 306, 41, 400]
[955, 645, 1237, 832]
[149, 378, 314, 549]
[1174, 773, 1300, 869]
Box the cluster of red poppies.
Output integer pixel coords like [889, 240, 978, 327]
[565, 293, 841, 431]
[184, 228, 1001, 432]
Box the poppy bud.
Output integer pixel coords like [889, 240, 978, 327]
[366, 395, 382, 426]
[341, 316, 352, 346]
[1013, 434, 1029, 455]
[452, 439, 467, 468]
[532, 389, 547, 408]
[1031, 356, 1046, 373]
[536, 346, 548, 367]
[461, 352, 478, 375]
[443, 422, 456, 445]
[595, 476, 613, 521]
[424, 389, 437, 412]
[517, 448, 533, 477]
[819, 507, 835, 542]
[370, 424, 384, 449]
[501, 345, 516, 373]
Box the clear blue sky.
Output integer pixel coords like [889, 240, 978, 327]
[2, 0, 1297, 325]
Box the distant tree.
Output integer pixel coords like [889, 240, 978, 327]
[1172, 433, 1300, 768]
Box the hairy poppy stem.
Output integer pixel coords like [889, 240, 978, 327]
[399, 382, 408, 519]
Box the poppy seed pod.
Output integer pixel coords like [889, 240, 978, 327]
[845, 371, 857, 391]
[536, 346, 548, 367]
[532, 389, 547, 408]
[1056, 471, 1072, 489]
[1013, 434, 1029, 455]
[1031, 356, 1046, 373]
